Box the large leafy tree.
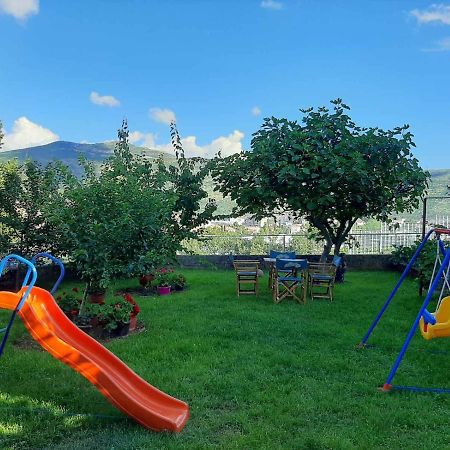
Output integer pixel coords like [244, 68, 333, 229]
[211, 99, 429, 260]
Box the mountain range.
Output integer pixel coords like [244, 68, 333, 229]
[0, 141, 176, 177]
[0, 141, 449, 219]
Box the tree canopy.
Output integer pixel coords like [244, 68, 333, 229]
[211, 99, 429, 259]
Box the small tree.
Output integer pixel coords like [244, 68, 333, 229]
[0, 159, 59, 258]
[0, 160, 19, 255]
[47, 120, 216, 294]
[211, 99, 429, 260]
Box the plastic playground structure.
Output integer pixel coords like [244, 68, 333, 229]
[360, 228, 450, 393]
[0, 253, 189, 432]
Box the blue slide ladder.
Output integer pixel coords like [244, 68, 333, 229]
[359, 228, 450, 393]
[0, 254, 38, 357]
[26, 252, 65, 295]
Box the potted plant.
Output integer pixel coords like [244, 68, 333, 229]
[152, 268, 174, 296]
[170, 273, 187, 291]
[56, 288, 82, 320]
[96, 297, 133, 337]
[139, 273, 155, 290]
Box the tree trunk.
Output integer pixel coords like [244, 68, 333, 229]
[320, 240, 333, 262]
[334, 241, 343, 256]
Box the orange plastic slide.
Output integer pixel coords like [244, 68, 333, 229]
[0, 286, 189, 432]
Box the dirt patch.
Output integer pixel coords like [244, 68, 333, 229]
[115, 286, 187, 297]
[13, 334, 44, 351]
[12, 320, 147, 351]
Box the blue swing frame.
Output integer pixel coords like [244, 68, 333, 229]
[359, 228, 450, 393]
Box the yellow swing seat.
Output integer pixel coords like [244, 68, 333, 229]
[420, 296, 450, 340]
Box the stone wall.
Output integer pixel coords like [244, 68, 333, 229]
[176, 254, 394, 271]
[0, 255, 394, 292]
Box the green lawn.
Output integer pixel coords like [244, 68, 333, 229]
[1, 269, 450, 449]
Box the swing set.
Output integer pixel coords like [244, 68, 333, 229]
[360, 227, 450, 393]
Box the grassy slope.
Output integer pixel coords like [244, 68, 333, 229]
[1, 270, 450, 449]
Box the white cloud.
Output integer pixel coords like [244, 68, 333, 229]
[129, 131, 158, 148]
[251, 106, 262, 117]
[128, 131, 144, 144]
[129, 129, 244, 158]
[411, 4, 450, 25]
[260, 0, 283, 10]
[0, 0, 39, 20]
[149, 107, 176, 125]
[90, 91, 120, 107]
[179, 131, 244, 157]
[2, 116, 59, 151]
[422, 36, 450, 51]
[142, 133, 157, 148]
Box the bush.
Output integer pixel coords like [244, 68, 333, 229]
[391, 240, 450, 288]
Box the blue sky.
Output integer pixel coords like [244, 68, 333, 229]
[1, 0, 450, 168]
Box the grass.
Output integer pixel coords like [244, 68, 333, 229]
[1, 269, 450, 449]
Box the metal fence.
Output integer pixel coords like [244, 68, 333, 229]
[181, 223, 450, 256]
[180, 232, 421, 255]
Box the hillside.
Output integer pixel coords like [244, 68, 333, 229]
[0, 141, 176, 176]
[0, 142, 448, 218]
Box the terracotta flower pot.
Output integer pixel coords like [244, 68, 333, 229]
[157, 286, 171, 296]
[88, 291, 106, 304]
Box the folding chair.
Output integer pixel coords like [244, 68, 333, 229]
[308, 256, 341, 301]
[272, 259, 308, 304]
[268, 251, 296, 290]
[233, 260, 260, 296]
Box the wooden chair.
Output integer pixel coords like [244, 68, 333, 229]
[233, 260, 260, 296]
[272, 259, 308, 304]
[268, 251, 296, 290]
[308, 256, 341, 301]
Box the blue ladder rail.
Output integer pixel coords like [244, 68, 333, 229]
[26, 252, 65, 295]
[0, 254, 38, 356]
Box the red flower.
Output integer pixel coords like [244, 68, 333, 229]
[123, 293, 140, 317]
[72, 287, 79, 293]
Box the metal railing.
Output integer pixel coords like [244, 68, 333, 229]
[180, 230, 449, 256]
